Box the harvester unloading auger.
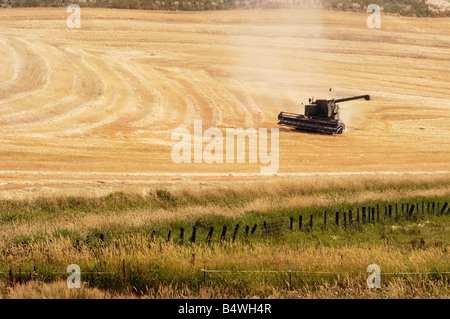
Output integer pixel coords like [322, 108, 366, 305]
[278, 95, 370, 134]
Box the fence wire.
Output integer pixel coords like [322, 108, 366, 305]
[201, 269, 450, 275]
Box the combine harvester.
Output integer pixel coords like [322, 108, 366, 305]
[278, 95, 370, 134]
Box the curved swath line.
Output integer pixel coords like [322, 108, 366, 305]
[100, 58, 199, 137]
[36, 51, 105, 129]
[55, 53, 137, 137]
[203, 76, 262, 128]
[129, 69, 175, 131]
[180, 70, 225, 128]
[9, 50, 114, 136]
[0, 41, 75, 124]
[195, 83, 223, 129]
[207, 77, 262, 129]
[169, 78, 197, 128]
[0, 37, 17, 85]
[95, 54, 195, 136]
[63, 56, 196, 138]
[86, 60, 143, 135]
[22, 49, 144, 137]
[150, 68, 192, 130]
[0, 39, 71, 126]
[204, 78, 251, 128]
[232, 89, 254, 128]
[0, 36, 47, 106]
[167, 70, 215, 127]
[229, 79, 266, 127]
[123, 61, 165, 127]
[3, 45, 105, 133]
[174, 70, 241, 129]
[154, 69, 197, 130]
[0, 42, 96, 127]
[119, 66, 194, 135]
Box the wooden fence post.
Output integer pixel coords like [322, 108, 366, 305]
[191, 226, 197, 243]
[166, 230, 171, 242]
[371, 207, 375, 223]
[232, 224, 240, 242]
[74, 239, 81, 251]
[203, 262, 206, 283]
[440, 202, 448, 216]
[343, 212, 347, 229]
[180, 228, 184, 245]
[299, 215, 303, 230]
[323, 212, 327, 230]
[309, 215, 313, 231]
[349, 210, 353, 226]
[9, 269, 14, 287]
[362, 207, 366, 225]
[335, 212, 339, 227]
[18, 268, 22, 285]
[357, 208, 360, 224]
[407, 204, 415, 220]
[289, 217, 293, 231]
[220, 226, 227, 242]
[245, 225, 250, 236]
[289, 264, 292, 289]
[122, 259, 126, 283]
[388, 205, 392, 219]
[151, 230, 156, 243]
[206, 227, 214, 243]
[251, 224, 257, 235]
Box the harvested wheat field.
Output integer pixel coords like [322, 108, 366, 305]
[0, 8, 449, 199]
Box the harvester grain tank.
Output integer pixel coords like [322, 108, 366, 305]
[277, 95, 370, 134]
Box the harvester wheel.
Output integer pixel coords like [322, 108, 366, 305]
[336, 126, 344, 134]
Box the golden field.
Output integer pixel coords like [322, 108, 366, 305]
[0, 8, 448, 199]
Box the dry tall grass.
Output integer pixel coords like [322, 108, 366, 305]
[2, 241, 449, 299]
[1, 175, 448, 298]
[1, 174, 448, 240]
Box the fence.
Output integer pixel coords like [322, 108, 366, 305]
[4, 261, 450, 289]
[4, 200, 446, 249]
[3, 258, 138, 287]
[200, 264, 450, 288]
[45, 200, 448, 246]
[1, 200, 449, 289]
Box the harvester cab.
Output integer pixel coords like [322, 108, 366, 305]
[278, 94, 370, 134]
[305, 99, 340, 120]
